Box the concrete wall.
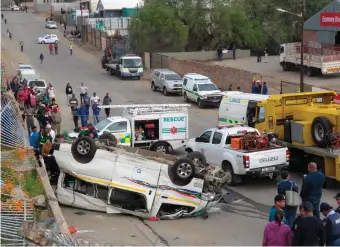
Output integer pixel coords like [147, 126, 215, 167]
[158, 49, 251, 61]
[51, 1, 79, 11]
[34, 3, 51, 12]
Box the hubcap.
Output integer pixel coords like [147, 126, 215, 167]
[156, 145, 166, 153]
[177, 163, 192, 178]
[314, 123, 324, 142]
[77, 140, 91, 155]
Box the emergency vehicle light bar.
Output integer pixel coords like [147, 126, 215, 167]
[216, 123, 245, 129]
[99, 104, 191, 109]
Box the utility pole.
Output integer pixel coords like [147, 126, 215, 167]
[80, 1, 84, 43]
[300, 0, 305, 92]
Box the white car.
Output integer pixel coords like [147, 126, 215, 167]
[52, 136, 225, 219]
[45, 21, 57, 29]
[17, 64, 33, 72]
[37, 34, 59, 44]
[11, 5, 20, 11]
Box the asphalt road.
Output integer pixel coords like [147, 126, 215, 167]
[2, 11, 339, 246]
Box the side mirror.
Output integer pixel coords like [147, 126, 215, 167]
[195, 137, 201, 142]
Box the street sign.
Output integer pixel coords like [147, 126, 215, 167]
[75, 9, 89, 17]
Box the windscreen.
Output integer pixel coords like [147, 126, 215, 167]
[28, 80, 45, 87]
[95, 118, 111, 131]
[165, 74, 181, 80]
[122, 58, 142, 68]
[198, 84, 218, 91]
[20, 66, 32, 70]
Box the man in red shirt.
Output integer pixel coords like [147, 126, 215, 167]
[49, 43, 54, 55]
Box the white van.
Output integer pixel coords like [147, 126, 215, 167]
[182, 73, 224, 108]
[18, 69, 38, 82]
[218, 92, 270, 127]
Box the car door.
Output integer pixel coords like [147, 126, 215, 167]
[194, 130, 213, 162]
[191, 83, 199, 102]
[105, 120, 131, 146]
[206, 131, 224, 165]
[45, 35, 51, 43]
[159, 73, 165, 88]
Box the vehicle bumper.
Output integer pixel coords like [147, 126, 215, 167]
[121, 72, 143, 78]
[168, 87, 183, 94]
[201, 99, 222, 106]
[245, 163, 289, 177]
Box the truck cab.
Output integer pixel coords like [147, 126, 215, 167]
[107, 54, 143, 80]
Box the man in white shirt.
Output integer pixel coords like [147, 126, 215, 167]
[46, 124, 56, 142]
[47, 84, 56, 101]
[78, 82, 88, 104]
[91, 92, 100, 104]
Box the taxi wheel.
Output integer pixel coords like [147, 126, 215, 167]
[168, 158, 195, 186]
[71, 136, 97, 164]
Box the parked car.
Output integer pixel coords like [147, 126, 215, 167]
[37, 34, 59, 44]
[45, 21, 57, 29]
[151, 69, 183, 96]
[17, 64, 33, 72]
[52, 136, 226, 219]
[10, 5, 20, 11]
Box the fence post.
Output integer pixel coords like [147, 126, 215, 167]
[100, 31, 102, 50]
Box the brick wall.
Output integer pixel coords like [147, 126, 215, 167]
[167, 57, 284, 94]
[303, 30, 318, 42]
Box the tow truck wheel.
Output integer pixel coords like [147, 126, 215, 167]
[71, 136, 97, 164]
[168, 158, 195, 186]
[311, 116, 332, 148]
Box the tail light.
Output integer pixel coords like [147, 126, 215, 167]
[286, 150, 290, 162]
[243, 156, 250, 168]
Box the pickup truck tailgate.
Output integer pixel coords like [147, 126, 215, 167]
[248, 148, 288, 170]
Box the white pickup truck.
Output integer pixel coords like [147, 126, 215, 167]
[185, 125, 289, 185]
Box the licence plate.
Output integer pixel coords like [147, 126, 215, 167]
[262, 167, 275, 172]
[212, 100, 220, 103]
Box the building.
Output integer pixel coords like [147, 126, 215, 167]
[96, 0, 139, 17]
[304, 0, 340, 44]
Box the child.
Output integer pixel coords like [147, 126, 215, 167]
[269, 194, 288, 225]
[263, 210, 292, 246]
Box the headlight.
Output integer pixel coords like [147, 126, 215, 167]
[201, 192, 216, 201]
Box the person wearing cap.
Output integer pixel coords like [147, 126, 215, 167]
[300, 162, 325, 218]
[334, 193, 340, 214]
[292, 201, 325, 246]
[269, 194, 288, 225]
[320, 202, 340, 246]
[46, 124, 56, 142]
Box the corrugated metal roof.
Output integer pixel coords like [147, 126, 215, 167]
[304, 0, 340, 31]
[97, 0, 139, 11]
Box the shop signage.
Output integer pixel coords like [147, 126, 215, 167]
[320, 12, 340, 27]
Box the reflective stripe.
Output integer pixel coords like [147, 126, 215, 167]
[218, 118, 241, 124]
[120, 133, 131, 144]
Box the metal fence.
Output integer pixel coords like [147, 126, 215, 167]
[150, 53, 169, 69]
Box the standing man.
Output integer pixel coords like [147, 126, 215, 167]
[92, 102, 100, 125]
[292, 201, 325, 246]
[320, 202, 340, 246]
[262, 82, 268, 95]
[83, 92, 91, 111]
[51, 107, 61, 135]
[264, 47, 268, 63]
[48, 43, 54, 55]
[69, 42, 73, 55]
[69, 93, 78, 109]
[20, 41, 24, 52]
[23, 104, 35, 136]
[257, 80, 262, 94]
[102, 93, 112, 118]
[71, 103, 79, 130]
[300, 162, 325, 218]
[29, 126, 39, 158]
[47, 84, 56, 103]
[232, 44, 236, 60]
[217, 45, 223, 61]
[91, 92, 100, 105]
[65, 83, 73, 106]
[256, 47, 262, 63]
[269, 194, 288, 225]
[277, 171, 299, 228]
[54, 43, 58, 55]
[78, 82, 88, 104]
[78, 103, 89, 127]
[40, 53, 44, 64]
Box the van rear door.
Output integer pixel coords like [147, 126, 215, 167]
[218, 97, 248, 125]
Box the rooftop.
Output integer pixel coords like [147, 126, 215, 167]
[97, 0, 139, 11]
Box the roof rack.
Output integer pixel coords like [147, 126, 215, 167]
[99, 104, 191, 116]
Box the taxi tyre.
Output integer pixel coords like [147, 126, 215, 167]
[71, 136, 97, 164]
[311, 116, 332, 148]
[168, 158, 195, 186]
[98, 132, 117, 147]
[187, 151, 207, 170]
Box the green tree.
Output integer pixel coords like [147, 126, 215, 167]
[128, 3, 188, 52]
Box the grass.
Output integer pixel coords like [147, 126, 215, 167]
[22, 170, 45, 198]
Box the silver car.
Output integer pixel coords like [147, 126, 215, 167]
[151, 69, 183, 96]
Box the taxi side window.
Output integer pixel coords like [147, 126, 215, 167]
[193, 84, 198, 92]
[107, 121, 127, 133]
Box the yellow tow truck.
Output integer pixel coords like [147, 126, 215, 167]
[254, 91, 340, 186]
